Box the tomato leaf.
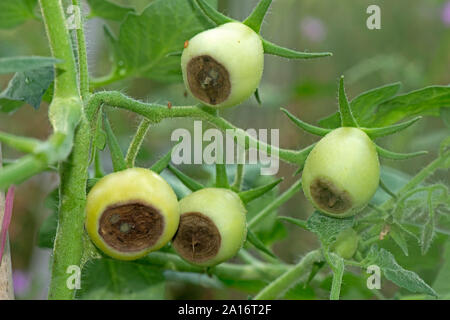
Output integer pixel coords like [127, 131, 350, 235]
[76, 258, 166, 299]
[86, 0, 134, 21]
[0, 66, 54, 112]
[365, 246, 437, 297]
[0, 56, 59, 74]
[306, 211, 354, 247]
[112, 0, 217, 83]
[319, 82, 401, 129]
[0, 0, 37, 29]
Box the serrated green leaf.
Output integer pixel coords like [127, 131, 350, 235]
[76, 259, 165, 299]
[0, 56, 59, 74]
[0, 0, 37, 29]
[371, 248, 437, 297]
[318, 82, 401, 129]
[306, 211, 354, 247]
[0, 66, 54, 112]
[86, 0, 134, 21]
[114, 0, 218, 83]
[371, 85, 450, 127]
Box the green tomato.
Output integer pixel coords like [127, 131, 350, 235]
[86, 168, 180, 261]
[172, 188, 247, 267]
[302, 127, 380, 217]
[331, 228, 359, 259]
[181, 22, 264, 108]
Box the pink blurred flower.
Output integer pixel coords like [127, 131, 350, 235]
[13, 270, 31, 296]
[443, 1, 450, 26]
[300, 16, 326, 42]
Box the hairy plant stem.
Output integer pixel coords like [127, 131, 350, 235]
[253, 250, 322, 300]
[40, 0, 90, 300]
[87, 91, 311, 167]
[125, 118, 151, 168]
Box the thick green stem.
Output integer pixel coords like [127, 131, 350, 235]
[253, 250, 322, 300]
[39, 0, 89, 300]
[87, 91, 310, 167]
[39, 0, 79, 99]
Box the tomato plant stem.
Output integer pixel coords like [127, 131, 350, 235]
[87, 91, 310, 167]
[125, 118, 151, 168]
[253, 250, 322, 300]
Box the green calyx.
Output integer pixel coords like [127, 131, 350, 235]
[283, 76, 427, 161]
[193, 0, 332, 60]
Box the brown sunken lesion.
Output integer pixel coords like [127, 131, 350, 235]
[186, 55, 231, 105]
[172, 212, 221, 263]
[310, 177, 352, 214]
[98, 201, 164, 252]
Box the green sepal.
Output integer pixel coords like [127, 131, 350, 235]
[278, 216, 308, 230]
[281, 108, 331, 136]
[379, 179, 397, 199]
[150, 144, 179, 174]
[167, 164, 204, 191]
[246, 228, 277, 259]
[193, 0, 234, 26]
[262, 38, 332, 59]
[338, 76, 358, 127]
[292, 144, 316, 175]
[376, 145, 428, 160]
[254, 89, 262, 105]
[103, 113, 127, 172]
[362, 116, 422, 139]
[243, 0, 272, 33]
[238, 178, 283, 204]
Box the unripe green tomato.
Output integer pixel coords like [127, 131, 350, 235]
[172, 188, 247, 267]
[86, 168, 180, 260]
[181, 22, 264, 108]
[302, 127, 380, 217]
[331, 228, 359, 259]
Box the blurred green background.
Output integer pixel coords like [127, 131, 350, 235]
[0, 0, 449, 299]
